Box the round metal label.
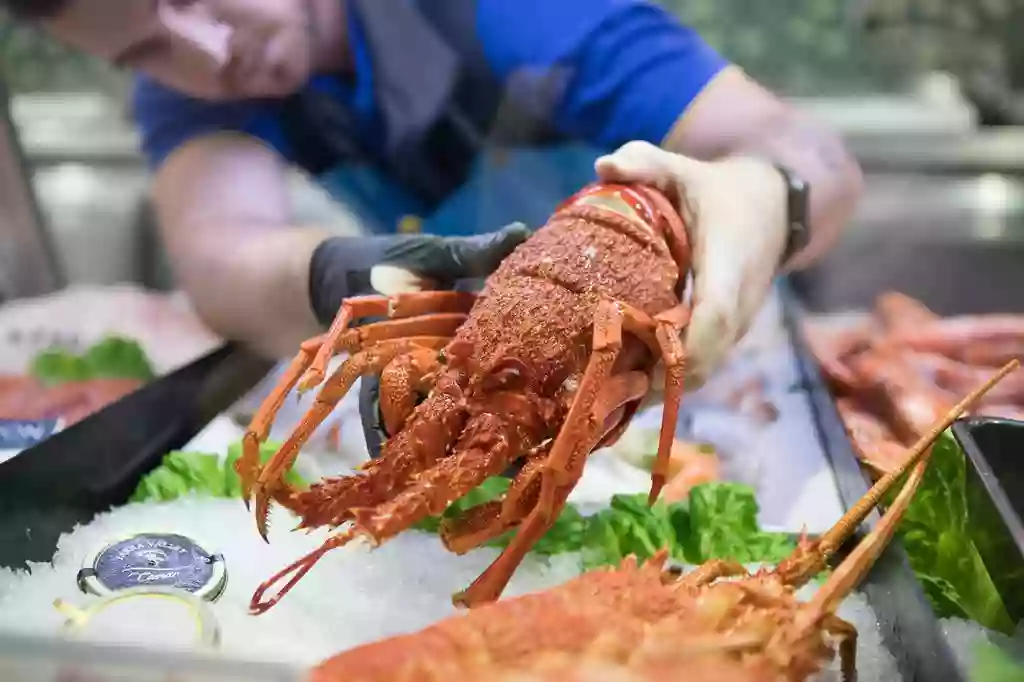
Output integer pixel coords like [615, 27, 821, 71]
[78, 532, 226, 601]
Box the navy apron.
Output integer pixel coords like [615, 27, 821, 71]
[275, 0, 612, 236]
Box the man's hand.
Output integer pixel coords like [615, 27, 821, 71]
[595, 141, 789, 389]
[309, 224, 531, 460]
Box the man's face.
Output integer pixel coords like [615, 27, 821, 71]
[43, 0, 317, 99]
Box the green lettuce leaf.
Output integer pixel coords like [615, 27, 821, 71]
[971, 639, 1024, 682]
[888, 430, 1014, 633]
[81, 337, 156, 381]
[30, 350, 91, 386]
[580, 494, 685, 569]
[684, 482, 795, 564]
[414, 479, 792, 570]
[30, 336, 155, 386]
[130, 439, 302, 503]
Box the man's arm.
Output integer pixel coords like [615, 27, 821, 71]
[661, 66, 863, 270]
[152, 133, 329, 358]
[474, 0, 860, 270]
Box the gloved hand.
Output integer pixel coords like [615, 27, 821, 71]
[595, 141, 789, 390]
[307, 224, 531, 459]
[309, 222, 531, 325]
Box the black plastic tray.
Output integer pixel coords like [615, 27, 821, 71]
[951, 417, 1024, 624]
[0, 342, 274, 570]
[780, 281, 964, 682]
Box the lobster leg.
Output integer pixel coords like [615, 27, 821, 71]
[238, 334, 327, 506]
[288, 376, 473, 532]
[303, 291, 476, 390]
[349, 411, 536, 545]
[678, 559, 748, 588]
[441, 370, 650, 555]
[379, 347, 442, 435]
[453, 300, 634, 607]
[621, 184, 694, 504]
[439, 442, 552, 554]
[251, 336, 449, 540]
[333, 314, 467, 358]
[238, 291, 475, 505]
[249, 410, 528, 614]
[649, 305, 690, 504]
[249, 526, 359, 614]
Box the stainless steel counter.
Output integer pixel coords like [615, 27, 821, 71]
[0, 88, 62, 301]
[792, 172, 1024, 315]
[7, 91, 1024, 304]
[847, 128, 1024, 176]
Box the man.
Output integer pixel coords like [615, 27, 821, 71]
[6, 0, 862, 391]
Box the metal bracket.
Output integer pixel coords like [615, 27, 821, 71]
[0, 78, 64, 302]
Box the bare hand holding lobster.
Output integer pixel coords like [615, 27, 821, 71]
[595, 141, 790, 390]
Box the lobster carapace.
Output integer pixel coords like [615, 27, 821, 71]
[236, 182, 697, 613]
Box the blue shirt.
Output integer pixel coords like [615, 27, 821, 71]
[131, 0, 727, 234]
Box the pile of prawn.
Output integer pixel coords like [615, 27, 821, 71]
[804, 292, 1024, 476]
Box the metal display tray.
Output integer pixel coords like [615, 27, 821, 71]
[951, 417, 1024, 624]
[779, 282, 964, 682]
[0, 287, 961, 682]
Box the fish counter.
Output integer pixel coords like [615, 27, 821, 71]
[0, 282, 1020, 682]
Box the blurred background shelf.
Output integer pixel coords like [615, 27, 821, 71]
[3, 0, 1024, 295]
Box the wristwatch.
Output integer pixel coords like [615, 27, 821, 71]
[774, 163, 811, 266]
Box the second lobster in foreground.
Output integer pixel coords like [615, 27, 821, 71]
[236, 182, 696, 613]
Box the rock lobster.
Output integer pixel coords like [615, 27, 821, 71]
[235, 182, 696, 613]
[307, 360, 1017, 682]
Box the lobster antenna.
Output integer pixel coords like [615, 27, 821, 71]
[807, 358, 1018, 616]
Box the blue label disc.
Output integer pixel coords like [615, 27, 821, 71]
[80, 533, 224, 597]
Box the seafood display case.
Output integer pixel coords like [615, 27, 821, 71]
[0, 287, 972, 681]
[780, 285, 966, 682]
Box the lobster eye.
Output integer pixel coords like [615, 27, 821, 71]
[487, 357, 530, 389]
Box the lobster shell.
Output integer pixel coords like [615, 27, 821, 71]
[238, 182, 696, 612]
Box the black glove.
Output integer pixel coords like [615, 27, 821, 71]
[306, 223, 531, 459]
[308, 223, 530, 327]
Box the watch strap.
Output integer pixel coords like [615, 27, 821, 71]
[774, 163, 811, 266]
